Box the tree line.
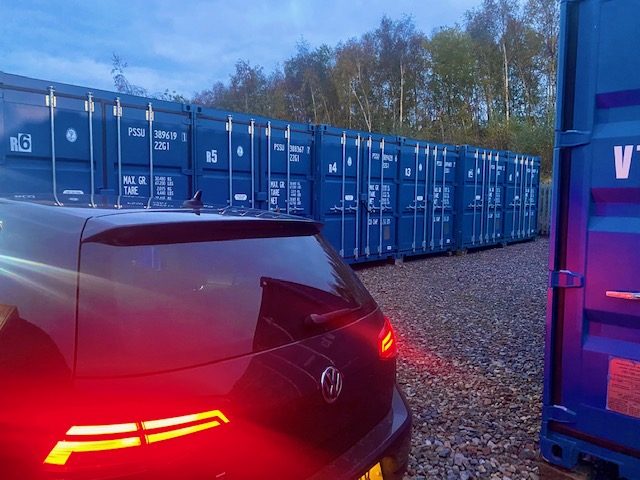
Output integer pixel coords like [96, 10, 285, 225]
[114, 0, 559, 178]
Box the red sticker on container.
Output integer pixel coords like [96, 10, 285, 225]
[607, 357, 640, 419]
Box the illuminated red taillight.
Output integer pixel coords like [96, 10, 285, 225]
[44, 409, 230, 466]
[378, 316, 398, 359]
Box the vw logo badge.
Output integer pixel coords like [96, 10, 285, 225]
[320, 366, 343, 404]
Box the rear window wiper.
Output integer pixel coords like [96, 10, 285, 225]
[305, 307, 362, 327]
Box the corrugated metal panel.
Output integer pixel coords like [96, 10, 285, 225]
[193, 107, 257, 209]
[0, 73, 106, 204]
[313, 125, 362, 261]
[259, 119, 314, 216]
[397, 138, 429, 256]
[538, 182, 552, 235]
[104, 95, 193, 207]
[541, 1, 640, 478]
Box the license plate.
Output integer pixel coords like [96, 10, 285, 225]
[358, 462, 383, 480]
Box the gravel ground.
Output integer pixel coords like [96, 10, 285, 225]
[357, 238, 549, 480]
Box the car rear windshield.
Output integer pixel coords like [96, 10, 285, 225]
[76, 230, 376, 377]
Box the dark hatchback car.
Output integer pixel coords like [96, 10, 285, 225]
[0, 197, 411, 480]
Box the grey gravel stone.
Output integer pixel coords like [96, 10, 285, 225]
[357, 239, 548, 480]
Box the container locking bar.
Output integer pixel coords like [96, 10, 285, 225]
[227, 115, 233, 206]
[286, 125, 291, 214]
[471, 149, 479, 244]
[479, 150, 486, 244]
[365, 136, 372, 257]
[114, 97, 123, 208]
[606, 291, 640, 301]
[440, 147, 447, 248]
[146, 103, 154, 207]
[549, 270, 584, 289]
[422, 143, 430, 252]
[249, 120, 255, 207]
[86, 93, 96, 207]
[354, 134, 361, 259]
[511, 154, 518, 238]
[47, 86, 62, 206]
[378, 139, 385, 255]
[422, 144, 430, 250]
[491, 152, 502, 242]
[412, 143, 419, 251]
[430, 145, 438, 250]
[266, 122, 272, 211]
[340, 131, 346, 257]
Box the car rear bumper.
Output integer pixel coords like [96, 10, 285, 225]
[308, 384, 412, 480]
[35, 384, 411, 480]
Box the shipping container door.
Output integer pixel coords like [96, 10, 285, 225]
[314, 127, 361, 261]
[430, 144, 456, 251]
[104, 98, 191, 206]
[542, 0, 640, 476]
[259, 121, 313, 216]
[360, 135, 398, 259]
[398, 140, 429, 256]
[458, 147, 499, 248]
[0, 78, 104, 203]
[194, 109, 256, 208]
[504, 153, 522, 242]
[487, 151, 506, 244]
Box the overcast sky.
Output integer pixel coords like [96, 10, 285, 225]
[1, 0, 479, 97]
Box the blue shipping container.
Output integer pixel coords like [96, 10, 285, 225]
[398, 139, 457, 256]
[0, 71, 540, 265]
[541, 1, 640, 478]
[504, 153, 540, 243]
[259, 119, 314, 216]
[313, 125, 363, 261]
[456, 146, 508, 250]
[193, 107, 258, 209]
[104, 92, 193, 207]
[0, 73, 107, 203]
[359, 133, 400, 262]
[0, 72, 194, 207]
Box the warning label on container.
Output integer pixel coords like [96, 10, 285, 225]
[607, 357, 640, 419]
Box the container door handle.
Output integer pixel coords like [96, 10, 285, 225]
[606, 291, 640, 301]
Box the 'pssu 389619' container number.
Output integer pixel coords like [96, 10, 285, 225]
[154, 130, 178, 151]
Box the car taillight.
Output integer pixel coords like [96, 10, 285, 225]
[378, 316, 398, 359]
[44, 409, 230, 466]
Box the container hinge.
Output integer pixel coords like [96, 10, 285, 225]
[543, 405, 577, 424]
[84, 98, 95, 113]
[556, 130, 591, 148]
[549, 270, 584, 288]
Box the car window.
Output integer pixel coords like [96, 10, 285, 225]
[76, 233, 375, 376]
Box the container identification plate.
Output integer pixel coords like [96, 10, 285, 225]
[607, 357, 640, 419]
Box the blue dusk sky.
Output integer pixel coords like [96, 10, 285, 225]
[1, 0, 480, 96]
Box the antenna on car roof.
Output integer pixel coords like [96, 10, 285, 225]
[182, 190, 204, 211]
